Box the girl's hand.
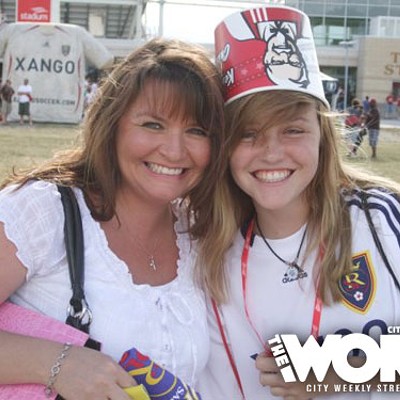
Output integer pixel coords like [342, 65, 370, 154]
[256, 354, 314, 400]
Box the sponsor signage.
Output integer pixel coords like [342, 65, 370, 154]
[17, 0, 51, 23]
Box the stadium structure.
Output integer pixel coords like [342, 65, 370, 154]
[0, 0, 399, 108]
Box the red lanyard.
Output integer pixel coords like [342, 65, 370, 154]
[212, 217, 324, 399]
[241, 218, 271, 354]
[211, 298, 246, 398]
[242, 218, 323, 351]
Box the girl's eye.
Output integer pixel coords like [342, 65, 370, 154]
[284, 127, 304, 135]
[188, 127, 209, 137]
[240, 131, 258, 141]
[141, 121, 163, 130]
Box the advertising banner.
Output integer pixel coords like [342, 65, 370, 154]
[0, 22, 113, 123]
[16, 0, 51, 23]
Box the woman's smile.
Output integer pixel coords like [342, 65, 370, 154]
[145, 161, 185, 176]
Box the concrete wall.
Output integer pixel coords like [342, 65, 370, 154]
[357, 36, 400, 103]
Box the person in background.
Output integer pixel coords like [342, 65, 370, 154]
[362, 95, 370, 113]
[0, 79, 15, 124]
[83, 83, 96, 115]
[17, 78, 33, 125]
[365, 97, 381, 159]
[0, 79, 3, 112]
[385, 92, 395, 118]
[198, 5, 400, 400]
[397, 96, 400, 118]
[335, 87, 345, 111]
[0, 38, 225, 400]
[345, 98, 363, 157]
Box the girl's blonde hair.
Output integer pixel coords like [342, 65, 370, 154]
[197, 90, 400, 304]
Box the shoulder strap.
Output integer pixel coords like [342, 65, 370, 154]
[57, 185, 93, 333]
[360, 191, 400, 293]
[55, 186, 100, 400]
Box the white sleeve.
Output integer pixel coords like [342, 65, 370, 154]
[367, 189, 400, 286]
[197, 299, 243, 400]
[79, 26, 114, 69]
[0, 24, 10, 57]
[0, 181, 66, 280]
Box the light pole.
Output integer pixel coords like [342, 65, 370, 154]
[158, 0, 165, 36]
[339, 40, 355, 110]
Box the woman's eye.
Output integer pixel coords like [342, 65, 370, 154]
[141, 121, 162, 130]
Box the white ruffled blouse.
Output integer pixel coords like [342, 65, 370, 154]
[0, 180, 209, 387]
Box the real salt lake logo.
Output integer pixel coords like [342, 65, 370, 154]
[268, 333, 400, 392]
[339, 251, 376, 314]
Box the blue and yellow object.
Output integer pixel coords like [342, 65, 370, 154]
[124, 384, 150, 400]
[120, 347, 202, 400]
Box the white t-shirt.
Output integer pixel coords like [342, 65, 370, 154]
[199, 188, 400, 399]
[0, 180, 209, 388]
[17, 83, 32, 103]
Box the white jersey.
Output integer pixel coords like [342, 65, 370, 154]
[0, 22, 113, 123]
[199, 188, 400, 400]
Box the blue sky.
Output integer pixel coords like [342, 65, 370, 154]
[144, 1, 276, 44]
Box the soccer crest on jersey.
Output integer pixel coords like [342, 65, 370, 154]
[339, 251, 376, 314]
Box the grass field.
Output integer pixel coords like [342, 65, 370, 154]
[1, 122, 400, 183]
[0, 123, 81, 180]
[342, 126, 400, 183]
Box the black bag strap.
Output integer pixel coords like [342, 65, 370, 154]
[56, 186, 100, 400]
[57, 185, 92, 333]
[360, 190, 400, 292]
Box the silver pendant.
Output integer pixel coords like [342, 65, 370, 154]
[149, 256, 157, 271]
[282, 263, 308, 284]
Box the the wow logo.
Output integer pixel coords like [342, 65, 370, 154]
[268, 333, 400, 383]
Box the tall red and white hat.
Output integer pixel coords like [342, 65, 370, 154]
[214, 5, 329, 108]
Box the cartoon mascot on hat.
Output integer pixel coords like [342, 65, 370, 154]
[215, 6, 321, 103]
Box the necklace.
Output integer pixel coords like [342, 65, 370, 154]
[210, 219, 324, 399]
[118, 206, 173, 272]
[255, 216, 307, 270]
[130, 232, 161, 271]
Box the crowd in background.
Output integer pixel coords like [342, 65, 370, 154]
[344, 95, 381, 159]
[0, 78, 33, 125]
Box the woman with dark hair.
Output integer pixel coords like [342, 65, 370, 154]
[0, 38, 225, 399]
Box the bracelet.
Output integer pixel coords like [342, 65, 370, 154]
[44, 342, 72, 398]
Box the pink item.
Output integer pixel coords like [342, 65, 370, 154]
[0, 301, 89, 400]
